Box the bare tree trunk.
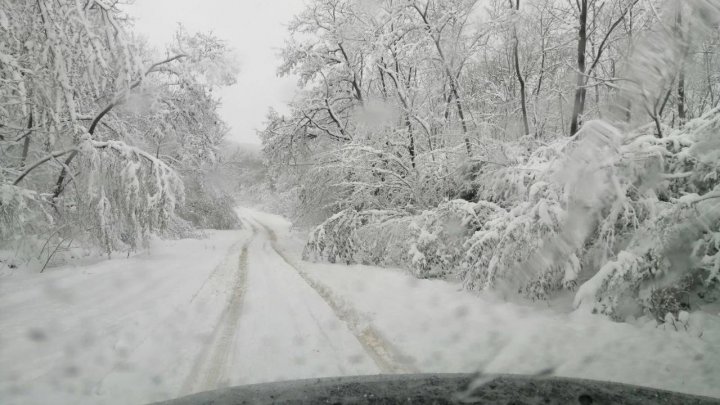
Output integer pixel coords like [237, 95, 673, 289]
[559, 92, 566, 134]
[511, 0, 530, 135]
[678, 65, 686, 124]
[676, 9, 687, 126]
[20, 112, 33, 169]
[570, 0, 588, 135]
[406, 114, 416, 168]
[705, 50, 716, 109]
[451, 81, 472, 155]
[534, 15, 546, 98]
[377, 62, 388, 100]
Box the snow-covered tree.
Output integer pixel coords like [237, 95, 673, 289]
[282, 0, 720, 322]
[1, 1, 237, 267]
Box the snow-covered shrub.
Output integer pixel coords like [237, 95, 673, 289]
[351, 215, 413, 267]
[304, 113, 720, 312]
[467, 140, 541, 208]
[574, 248, 666, 320]
[459, 123, 622, 299]
[457, 120, 670, 303]
[0, 184, 50, 270]
[304, 200, 498, 278]
[304, 209, 404, 264]
[73, 138, 186, 254]
[0, 185, 42, 244]
[402, 200, 488, 277]
[354, 200, 492, 278]
[179, 192, 239, 231]
[460, 181, 578, 299]
[179, 175, 240, 231]
[573, 109, 720, 319]
[648, 287, 691, 324]
[692, 229, 720, 299]
[574, 202, 720, 320]
[304, 209, 357, 264]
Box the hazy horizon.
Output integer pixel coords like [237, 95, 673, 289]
[125, 0, 306, 145]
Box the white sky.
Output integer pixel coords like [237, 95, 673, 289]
[125, 0, 306, 144]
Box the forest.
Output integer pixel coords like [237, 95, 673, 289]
[2, 0, 720, 324]
[260, 0, 720, 322]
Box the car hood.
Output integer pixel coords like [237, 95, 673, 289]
[151, 373, 720, 404]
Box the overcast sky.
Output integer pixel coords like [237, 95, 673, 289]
[125, 0, 306, 144]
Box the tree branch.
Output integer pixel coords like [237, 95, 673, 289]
[13, 148, 78, 185]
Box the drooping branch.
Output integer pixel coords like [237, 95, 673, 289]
[13, 149, 78, 186]
[51, 54, 188, 200]
[88, 54, 188, 135]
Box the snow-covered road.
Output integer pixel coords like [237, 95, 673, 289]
[0, 208, 414, 405]
[1, 208, 719, 405]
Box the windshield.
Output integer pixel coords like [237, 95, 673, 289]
[1, 0, 720, 404]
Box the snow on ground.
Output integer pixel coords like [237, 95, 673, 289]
[1, 207, 719, 405]
[294, 260, 720, 397]
[0, 209, 379, 405]
[224, 226, 378, 385]
[258, 209, 720, 399]
[0, 229, 250, 405]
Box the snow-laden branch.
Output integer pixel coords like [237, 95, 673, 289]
[51, 54, 188, 200]
[13, 149, 78, 186]
[88, 54, 188, 135]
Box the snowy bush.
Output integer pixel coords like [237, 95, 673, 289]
[179, 191, 239, 231]
[460, 181, 577, 299]
[354, 200, 491, 278]
[351, 215, 413, 268]
[304, 200, 496, 278]
[304, 209, 403, 264]
[303, 111, 720, 314]
[649, 287, 692, 324]
[0, 185, 42, 244]
[573, 109, 720, 319]
[179, 174, 240, 231]
[0, 184, 50, 269]
[402, 200, 488, 277]
[75, 138, 186, 254]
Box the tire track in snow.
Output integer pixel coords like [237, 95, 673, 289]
[188, 237, 248, 304]
[247, 217, 419, 375]
[180, 239, 250, 394]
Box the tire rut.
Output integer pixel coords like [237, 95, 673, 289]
[250, 218, 419, 375]
[180, 241, 249, 395]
